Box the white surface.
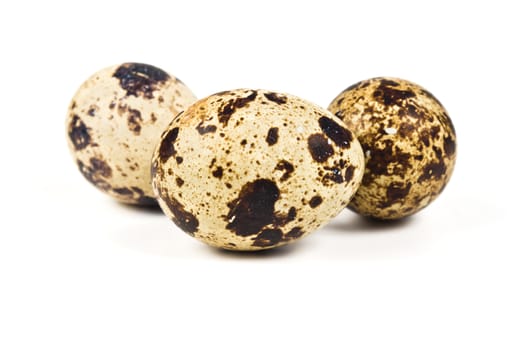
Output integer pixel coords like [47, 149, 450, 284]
[1, 1, 523, 349]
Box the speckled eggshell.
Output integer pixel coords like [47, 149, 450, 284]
[152, 89, 365, 251]
[328, 77, 457, 220]
[66, 63, 197, 205]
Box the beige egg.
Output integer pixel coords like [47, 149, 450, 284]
[328, 77, 457, 220]
[152, 89, 364, 250]
[66, 63, 197, 205]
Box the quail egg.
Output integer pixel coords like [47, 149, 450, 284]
[152, 89, 364, 250]
[66, 63, 196, 205]
[328, 77, 457, 220]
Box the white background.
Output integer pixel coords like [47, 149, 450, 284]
[1, 1, 522, 349]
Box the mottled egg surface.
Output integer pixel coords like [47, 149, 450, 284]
[66, 63, 196, 205]
[152, 89, 364, 250]
[328, 78, 457, 220]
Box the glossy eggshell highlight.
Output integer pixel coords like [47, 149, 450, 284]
[152, 89, 365, 251]
[328, 77, 457, 220]
[66, 63, 197, 205]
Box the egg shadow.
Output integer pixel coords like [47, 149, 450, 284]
[206, 240, 306, 259]
[326, 211, 414, 234]
[113, 201, 165, 215]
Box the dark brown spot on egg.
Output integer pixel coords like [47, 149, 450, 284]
[380, 182, 412, 208]
[176, 177, 184, 187]
[318, 116, 352, 148]
[309, 195, 323, 208]
[373, 80, 415, 107]
[363, 105, 375, 115]
[164, 196, 199, 235]
[420, 88, 445, 109]
[275, 160, 294, 181]
[343, 82, 361, 92]
[380, 79, 400, 87]
[212, 166, 224, 179]
[433, 146, 443, 159]
[430, 125, 440, 139]
[127, 108, 142, 135]
[113, 187, 134, 196]
[344, 165, 355, 182]
[398, 122, 416, 137]
[308, 133, 334, 162]
[217, 90, 257, 126]
[113, 63, 169, 99]
[196, 121, 217, 135]
[419, 131, 431, 147]
[263, 92, 287, 104]
[266, 127, 279, 145]
[417, 161, 447, 183]
[225, 179, 280, 237]
[89, 157, 112, 178]
[131, 186, 144, 197]
[442, 113, 455, 134]
[365, 140, 411, 179]
[273, 206, 297, 227]
[175, 156, 183, 164]
[322, 166, 344, 184]
[285, 227, 305, 239]
[444, 135, 456, 156]
[87, 105, 98, 116]
[76, 159, 111, 191]
[288, 207, 297, 221]
[158, 127, 179, 162]
[252, 229, 283, 247]
[68, 115, 92, 151]
[337, 158, 348, 168]
[407, 104, 424, 119]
